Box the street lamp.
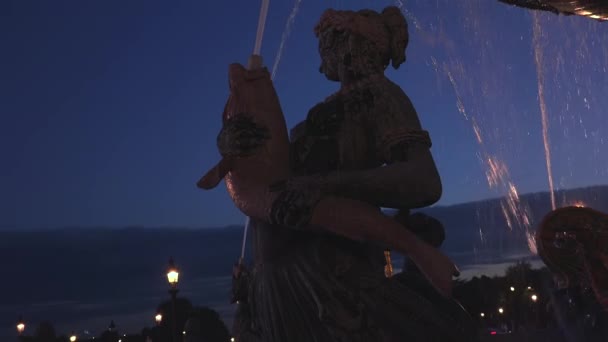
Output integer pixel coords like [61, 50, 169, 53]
[531, 294, 538, 302]
[510, 286, 515, 292]
[155, 313, 163, 325]
[480, 312, 485, 318]
[498, 307, 504, 314]
[70, 333, 77, 342]
[16, 316, 25, 335]
[167, 257, 180, 342]
[167, 258, 179, 288]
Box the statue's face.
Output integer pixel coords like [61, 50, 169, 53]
[318, 28, 387, 82]
[318, 29, 347, 82]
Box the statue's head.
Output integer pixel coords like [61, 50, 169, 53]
[314, 6, 408, 82]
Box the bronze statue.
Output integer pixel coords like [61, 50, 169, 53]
[537, 206, 608, 311]
[198, 6, 457, 298]
[199, 6, 476, 341]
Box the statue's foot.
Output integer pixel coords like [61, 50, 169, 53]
[409, 240, 460, 297]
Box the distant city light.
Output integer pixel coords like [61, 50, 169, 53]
[531, 294, 538, 302]
[572, 201, 586, 208]
[510, 286, 515, 292]
[498, 307, 504, 314]
[480, 312, 485, 317]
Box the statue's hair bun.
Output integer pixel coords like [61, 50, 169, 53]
[381, 6, 409, 69]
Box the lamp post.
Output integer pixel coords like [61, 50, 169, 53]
[167, 257, 180, 342]
[69, 332, 77, 342]
[155, 313, 163, 326]
[16, 316, 25, 337]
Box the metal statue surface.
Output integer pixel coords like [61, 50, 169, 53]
[537, 206, 608, 311]
[199, 6, 477, 342]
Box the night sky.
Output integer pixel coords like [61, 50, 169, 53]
[1, 0, 607, 229]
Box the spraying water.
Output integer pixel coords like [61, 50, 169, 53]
[272, 0, 303, 80]
[399, 0, 608, 258]
[532, 11, 557, 211]
[253, 0, 271, 56]
[240, 217, 250, 262]
[398, 0, 536, 255]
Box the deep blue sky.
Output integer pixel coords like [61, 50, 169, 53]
[1, 0, 607, 229]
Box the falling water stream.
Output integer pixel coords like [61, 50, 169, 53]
[532, 11, 557, 211]
[272, 0, 303, 80]
[397, 0, 608, 258]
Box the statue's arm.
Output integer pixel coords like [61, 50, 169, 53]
[323, 151, 442, 209]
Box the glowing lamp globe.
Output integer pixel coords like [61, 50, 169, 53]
[167, 258, 179, 287]
[155, 313, 162, 324]
[70, 334, 77, 342]
[17, 321, 25, 334]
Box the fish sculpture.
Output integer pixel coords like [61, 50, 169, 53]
[197, 56, 458, 297]
[197, 56, 290, 219]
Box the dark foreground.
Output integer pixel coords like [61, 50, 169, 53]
[480, 329, 563, 342]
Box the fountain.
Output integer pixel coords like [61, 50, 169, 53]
[199, 0, 608, 340]
[199, 4, 479, 341]
[499, 0, 608, 21]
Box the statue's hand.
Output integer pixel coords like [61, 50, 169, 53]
[267, 176, 329, 229]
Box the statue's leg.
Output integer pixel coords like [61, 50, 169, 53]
[308, 196, 458, 297]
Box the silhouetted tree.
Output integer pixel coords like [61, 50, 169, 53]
[99, 320, 119, 342]
[35, 321, 56, 342]
[183, 306, 231, 342]
[156, 297, 193, 342]
[505, 260, 533, 290]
